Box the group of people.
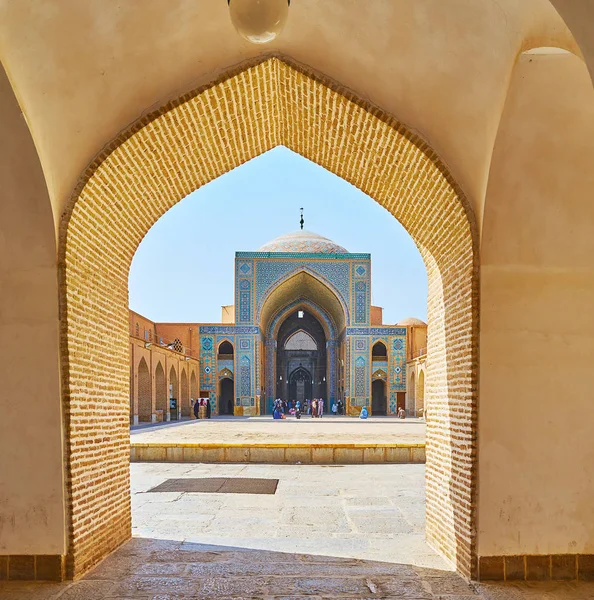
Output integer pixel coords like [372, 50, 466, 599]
[192, 398, 211, 419]
[331, 399, 345, 415]
[272, 398, 327, 419]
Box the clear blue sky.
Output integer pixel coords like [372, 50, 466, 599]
[129, 146, 427, 324]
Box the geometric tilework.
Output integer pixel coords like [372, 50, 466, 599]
[390, 334, 407, 392]
[239, 289, 251, 322]
[347, 327, 407, 336]
[239, 355, 251, 397]
[200, 326, 259, 335]
[255, 260, 350, 311]
[355, 356, 366, 397]
[355, 280, 367, 323]
[199, 335, 215, 392]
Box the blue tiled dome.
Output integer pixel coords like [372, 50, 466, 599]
[258, 230, 348, 254]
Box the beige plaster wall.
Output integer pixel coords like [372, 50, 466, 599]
[549, 0, 594, 84]
[0, 0, 579, 241]
[0, 0, 593, 566]
[0, 64, 65, 554]
[479, 51, 594, 555]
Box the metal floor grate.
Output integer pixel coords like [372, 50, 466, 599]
[147, 477, 279, 495]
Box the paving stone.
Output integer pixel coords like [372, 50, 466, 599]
[104, 576, 201, 597]
[54, 580, 116, 600]
[423, 575, 481, 596]
[0, 582, 67, 600]
[371, 576, 433, 597]
[261, 576, 374, 596]
[131, 417, 426, 447]
[9, 463, 594, 600]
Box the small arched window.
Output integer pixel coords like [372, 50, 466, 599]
[372, 341, 387, 358]
[285, 330, 317, 351]
[218, 341, 234, 356]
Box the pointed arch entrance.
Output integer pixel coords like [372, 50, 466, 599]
[59, 57, 477, 578]
[372, 379, 387, 416]
[288, 367, 313, 405]
[219, 378, 234, 415]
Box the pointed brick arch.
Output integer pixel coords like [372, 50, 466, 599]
[169, 365, 178, 400]
[155, 360, 167, 414]
[137, 357, 151, 423]
[59, 57, 478, 579]
[180, 368, 189, 418]
[190, 370, 198, 400]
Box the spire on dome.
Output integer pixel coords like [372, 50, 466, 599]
[300, 207, 304, 230]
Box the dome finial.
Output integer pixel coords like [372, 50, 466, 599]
[300, 207, 304, 230]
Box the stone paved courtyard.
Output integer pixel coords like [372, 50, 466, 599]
[130, 416, 427, 446]
[1, 463, 593, 599]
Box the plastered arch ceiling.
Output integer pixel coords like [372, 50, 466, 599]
[0, 0, 585, 237]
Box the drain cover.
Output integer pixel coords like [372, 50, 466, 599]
[148, 477, 279, 495]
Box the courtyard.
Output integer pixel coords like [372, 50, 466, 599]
[2, 0, 594, 590]
[1, 463, 593, 599]
[130, 416, 427, 446]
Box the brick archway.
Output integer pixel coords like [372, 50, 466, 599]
[59, 57, 478, 579]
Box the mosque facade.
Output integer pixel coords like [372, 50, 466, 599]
[129, 230, 427, 421]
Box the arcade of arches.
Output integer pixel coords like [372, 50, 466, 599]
[2, 0, 594, 587]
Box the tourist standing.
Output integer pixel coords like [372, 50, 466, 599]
[332, 401, 337, 415]
[193, 399, 199, 419]
[206, 398, 211, 419]
[199, 398, 207, 419]
[312, 398, 318, 418]
[318, 398, 324, 418]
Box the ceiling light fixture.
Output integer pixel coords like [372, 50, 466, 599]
[227, 0, 290, 44]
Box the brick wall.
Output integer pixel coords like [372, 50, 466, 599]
[137, 357, 152, 422]
[180, 368, 189, 417]
[370, 305, 383, 325]
[129, 310, 156, 342]
[155, 362, 167, 413]
[59, 57, 478, 578]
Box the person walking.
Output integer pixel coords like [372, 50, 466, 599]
[318, 397, 324, 418]
[193, 398, 200, 419]
[312, 398, 318, 418]
[206, 397, 211, 419]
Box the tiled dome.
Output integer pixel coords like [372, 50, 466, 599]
[258, 230, 348, 254]
[397, 317, 427, 327]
